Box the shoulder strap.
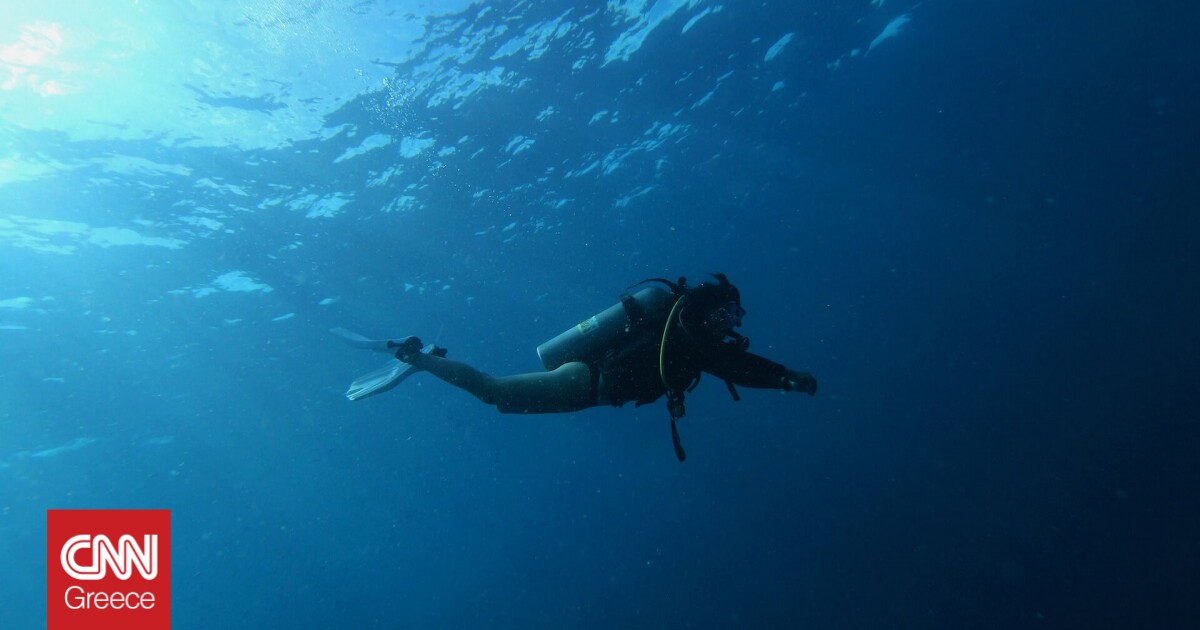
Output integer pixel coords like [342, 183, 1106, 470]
[618, 292, 646, 330]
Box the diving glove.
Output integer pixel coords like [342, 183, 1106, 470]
[388, 336, 424, 362]
[783, 369, 818, 396]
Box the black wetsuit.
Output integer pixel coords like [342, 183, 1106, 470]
[597, 321, 790, 407]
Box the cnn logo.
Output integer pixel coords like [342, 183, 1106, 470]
[60, 534, 158, 580]
[48, 509, 171, 630]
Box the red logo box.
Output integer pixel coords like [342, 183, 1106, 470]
[48, 509, 171, 630]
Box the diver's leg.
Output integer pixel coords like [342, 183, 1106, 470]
[406, 353, 596, 414]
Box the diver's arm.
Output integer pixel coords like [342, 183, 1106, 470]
[706, 347, 818, 395]
[782, 368, 818, 395]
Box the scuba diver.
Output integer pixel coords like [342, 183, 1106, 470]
[333, 273, 817, 461]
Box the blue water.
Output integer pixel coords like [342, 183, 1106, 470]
[2, 1, 1197, 628]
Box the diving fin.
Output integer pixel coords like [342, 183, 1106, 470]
[342, 344, 446, 401]
[331, 327, 399, 352]
[344, 358, 420, 401]
[333, 327, 446, 401]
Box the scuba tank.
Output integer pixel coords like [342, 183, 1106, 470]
[537, 287, 672, 370]
[537, 274, 745, 463]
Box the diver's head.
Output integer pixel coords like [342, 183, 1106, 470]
[679, 273, 745, 342]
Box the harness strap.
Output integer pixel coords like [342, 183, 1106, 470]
[670, 416, 687, 462]
[725, 380, 741, 402]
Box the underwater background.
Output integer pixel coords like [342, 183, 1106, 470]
[2, 0, 1197, 628]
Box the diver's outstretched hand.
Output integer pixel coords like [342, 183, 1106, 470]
[784, 369, 818, 396]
